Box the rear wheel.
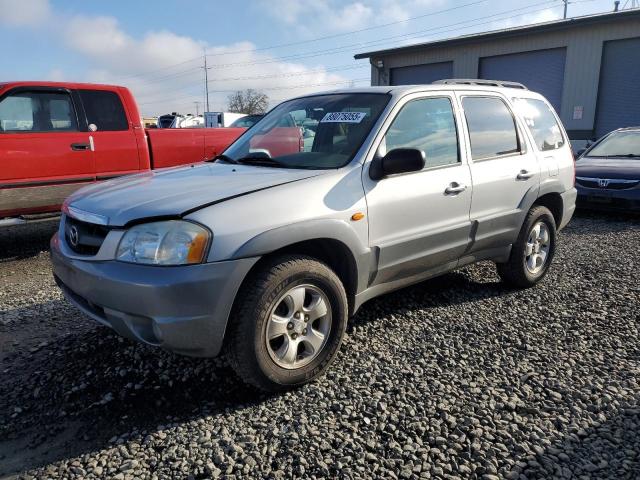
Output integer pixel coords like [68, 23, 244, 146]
[226, 255, 348, 392]
[497, 205, 556, 288]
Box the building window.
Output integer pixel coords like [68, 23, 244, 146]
[462, 96, 520, 160]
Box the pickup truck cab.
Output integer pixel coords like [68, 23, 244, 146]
[51, 81, 576, 391]
[0, 81, 245, 225]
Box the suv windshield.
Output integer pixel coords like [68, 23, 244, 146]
[221, 93, 390, 169]
[586, 130, 640, 158]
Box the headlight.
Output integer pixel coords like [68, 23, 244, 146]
[116, 221, 210, 265]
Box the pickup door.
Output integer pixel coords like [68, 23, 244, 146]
[78, 88, 141, 179]
[0, 87, 94, 217]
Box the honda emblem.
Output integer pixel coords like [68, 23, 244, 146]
[598, 179, 610, 188]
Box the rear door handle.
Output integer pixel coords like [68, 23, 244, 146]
[517, 170, 535, 180]
[445, 183, 467, 195]
[70, 143, 91, 151]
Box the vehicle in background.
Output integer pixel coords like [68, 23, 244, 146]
[205, 112, 247, 128]
[52, 81, 576, 391]
[229, 114, 264, 128]
[156, 113, 177, 128]
[171, 114, 204, 128]
[0, 81, 246, 226]
[575, 127, 640, 211]
[142, 117, 158, 128]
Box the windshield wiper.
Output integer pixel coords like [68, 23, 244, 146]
[207, 154, 239, 164]
[236, 156, 288, 168]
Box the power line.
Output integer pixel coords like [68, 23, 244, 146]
[112, 0, 491, 81]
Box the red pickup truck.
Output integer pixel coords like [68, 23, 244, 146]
[0, 81, 248, 225]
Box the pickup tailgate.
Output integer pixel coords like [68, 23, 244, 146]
[146, 128, 244, 169]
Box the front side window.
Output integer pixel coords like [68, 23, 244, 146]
[0, 91, 78, 132]
[513, 98, 564, 151]
[382, 97, 459, 168]
[221, 93, 390, 169]
[79, 90, 128, 131]
[585, 130, 640, 158]
[463, 96, 519, 160]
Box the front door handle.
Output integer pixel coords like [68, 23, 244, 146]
[445, 182, 467, 195]
[517, 169, 535, 180]
[70, 143, 91, 151]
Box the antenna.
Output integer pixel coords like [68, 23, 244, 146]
[563, 0, 568, 18]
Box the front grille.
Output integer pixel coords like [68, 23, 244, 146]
[576, 177, 640, 190]
[64, 215, 110, 255]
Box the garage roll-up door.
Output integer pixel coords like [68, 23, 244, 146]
[479, 48, 566, 112]
[390, 61, 453, 86]
[595, 37, 640, 138]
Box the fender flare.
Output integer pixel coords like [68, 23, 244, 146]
[232, 218, 374, 294]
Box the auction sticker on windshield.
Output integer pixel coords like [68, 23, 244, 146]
[321, 112, 367, 123]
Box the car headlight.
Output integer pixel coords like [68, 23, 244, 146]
[116, 220, 211, 265]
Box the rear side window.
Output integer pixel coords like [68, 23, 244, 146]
[0, 91, 78, 132]
[462, 96, 519, 160]
[513, 98, 564, 151]
[79, 90, 128, 131]
[383, 97, 459, 168]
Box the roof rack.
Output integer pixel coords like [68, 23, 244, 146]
[432, 79, 528, 90]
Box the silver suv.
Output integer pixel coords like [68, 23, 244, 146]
[52, 81, 576, 391]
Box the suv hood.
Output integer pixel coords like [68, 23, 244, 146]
[65, 163, 322, 226]
[576, 156, 640, 180]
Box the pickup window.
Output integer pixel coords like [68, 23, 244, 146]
[0, 91, 78, 132]
[79, 90, 129, 131]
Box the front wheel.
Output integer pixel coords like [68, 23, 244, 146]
[226, 255, 348, 392]
[497, 205, 557, 288]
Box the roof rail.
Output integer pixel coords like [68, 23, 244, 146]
[432, 79, 528, 90]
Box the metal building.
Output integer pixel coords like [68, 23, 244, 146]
[355, 9, 640, 143]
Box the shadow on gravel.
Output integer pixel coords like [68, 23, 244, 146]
[0, 323, 270, 476]
[517, 406, 640, 479]
[350, 266, 516, 331]
[0, 220, 58, 262]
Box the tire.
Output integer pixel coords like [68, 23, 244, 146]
[497, 205, 557, 288]
[226, 255, 348, 392]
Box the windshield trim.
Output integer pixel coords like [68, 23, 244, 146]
[220, 92, 392, 170]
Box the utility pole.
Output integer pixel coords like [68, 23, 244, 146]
[203, 53, 211, 113]
[563, 0, 568, 19]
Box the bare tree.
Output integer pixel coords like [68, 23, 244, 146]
[227, 89, 269, 114]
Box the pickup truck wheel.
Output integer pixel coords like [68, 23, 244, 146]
[226, 255, 348, 392]
[497, 205, 556, 288]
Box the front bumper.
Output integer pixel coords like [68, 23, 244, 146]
[576, 185, 640, 212]
[51, 233, 258, 357]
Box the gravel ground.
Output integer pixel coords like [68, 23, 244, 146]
[0, 213, 639, 480]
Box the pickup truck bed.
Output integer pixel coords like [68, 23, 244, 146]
[0, 81, 245, 222]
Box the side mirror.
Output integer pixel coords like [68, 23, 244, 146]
[370, 148, 425, 180]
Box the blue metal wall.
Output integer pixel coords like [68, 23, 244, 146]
[595, 37, 640, 138]
[390, 61, 453, 85]
[479, 48, 567, 112]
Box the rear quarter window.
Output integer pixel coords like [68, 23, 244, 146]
[79, 90, 129, 131]
[513, 98, 564, 151]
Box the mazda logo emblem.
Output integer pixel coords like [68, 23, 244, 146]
[69, 226, 80, 247]
[598, 179, 610, 188]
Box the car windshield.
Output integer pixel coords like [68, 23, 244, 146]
[220, 93, 390, 169]
[586, 130, 640, 158]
